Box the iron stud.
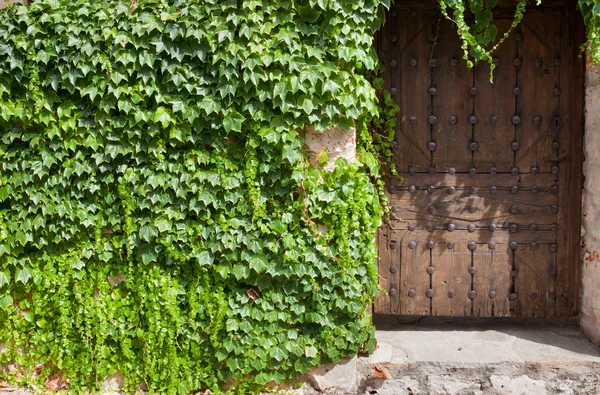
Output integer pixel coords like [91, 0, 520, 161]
[490, 186, 497, 194]
[447, 242, 455, 250]
[510, 224, 518, 233]
[447, 223, 456, 231]
[428, 141, 437, 151]
[511, 168, 519, 176]
[470, 142, 479, 151]
[468, 241, 477, 250]
[468, 224, 476, 232]
[409, 115, 417, 123]
[449, 115, 458, 124]
[510, 241, 518, 250]
[510, 205, 519, 214]
[389, 240, 398, 250]
[426, 224, 435, 232]
[408, 185, 416, 193]
[531, 185, 538, 193]
[390, 59, 398, 67]
[408, 165, 417, 174]
[451, 58, 458, 67]
[511, 269, 519, 277]
[390, 87, 397, 95]
[511, 185, 519, 194]
[491, 116, 498, 124]
[448, 167, 456, 175]
[470, 87, 478, 95]
[391, 34, 398, 42]
[408, 223, 416, 231]
[426, 289, 435, 298]
[408, 241, 417, 249]
[551, 185, 559, 194]
[509, 293, 518, 301]
[530, 224, 538, 232]
[469, 167, 477, 175]
[427, 203, 436, 213]
[448, 290, 456, 298]
[429, 58, 437, 67]
[428, 166, 436, 174]
[389, 288, 398, 296]
[550, 244, 558, 252]
[469, 115, 478, 124]
[427, 240, 435, 249]
[514, 57, 522, 66]
[390, 265, 398, 273]
[428, 115, 438, 125]
[489, 224, 497, 232]
[512, 142, 520, 150]
[552, 166, 559, 175]
[470, 186, 478, 194]
[552, 205, 559, 213]
[551, 223, 558, 231]
[468, 290, 477, 300]
[429, 87, 438, 95]
[554, 87, 561, 96]
[468, 266, 477, 275]
[468, 205, 477, 213]
[513, 87, 521, 95]
[533, 116, 542, 125]
[489, 290, 497, 299]
[448, 186, 456, 194]
[530, 242, 538, 250]
[409, 58, 417, 66]
[408, 289, 416, 298]
[531, 166, 539, 175]
[427, 185, 436, 193]
[512, 115, 521, 125]
[535, 58, 543, 67]
[554, 58, 562, 66]
[426, 266, 435, 275]
[552, 141, 560, 149]
[489, 242, 497, 250]
[490, 166, 498, 175]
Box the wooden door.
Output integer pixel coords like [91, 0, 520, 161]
[375, 1, 584, 317]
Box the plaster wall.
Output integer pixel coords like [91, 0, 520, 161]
[580, 60, 600, 344]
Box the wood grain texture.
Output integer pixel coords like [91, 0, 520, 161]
[431, 19, 474, 173]
[514, 244, 556, 317]
[430, 242, 472, 316]
[391, 173, 557, 188]
[472, 244, 512, 317]
[473, 21, 517, 173]
[400, 235, 431, 315]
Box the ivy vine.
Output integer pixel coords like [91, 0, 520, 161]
[0, 0, 388, 393]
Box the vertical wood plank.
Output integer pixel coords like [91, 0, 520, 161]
[514, 244, 555, 317]
[396, 10, 434, 173]
[431, 241, 472, 316]
[473, 21, 517, 173]
[389, 230, 402, 314]
[555, 4, 584, 317]
[472, 243, 512, 317]
[431, 19, 474, 173]
[375, 227, 391, 313]
[515, 11, 561, 173]
[400, 236, 431, 315]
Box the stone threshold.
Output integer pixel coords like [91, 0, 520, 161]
[302, 315, 600, 395]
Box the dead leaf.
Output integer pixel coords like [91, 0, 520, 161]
[373, 364, 391, 380]
[44, 370, 67, 391]
[246, 289, 260, 300]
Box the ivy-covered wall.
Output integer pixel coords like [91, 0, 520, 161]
[0, 0, 388, 393]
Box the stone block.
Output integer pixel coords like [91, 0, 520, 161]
[306, 357, 357, 392]
[490, 375, 547, 395]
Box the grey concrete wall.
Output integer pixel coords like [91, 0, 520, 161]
[580, 59, 600, 345]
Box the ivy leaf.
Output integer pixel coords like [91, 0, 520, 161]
[223, 110, 245, 132]
[140, 244, 158, 264]
[154, 107, 174, 128]
[155, 217, 172, 232]
[16, 267, 31, 284]
[196, 251, 214, 266]
[0, 295, 13, 311]
[282, 145, 302, 164]
[0, 272, 9, 288]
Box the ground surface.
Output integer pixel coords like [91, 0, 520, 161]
[2, 317, 600, 394]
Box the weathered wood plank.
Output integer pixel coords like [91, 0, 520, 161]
[375, 227, 391, 313]
[431, 242, 472, 316]
[514, 244, 555, 317]
[431, 19, 474, 173]
[473, 21, 517, 173]
[391, 173, 557, 188]
[395, 10, 434, 172]
[515, 11, 561, 173]
[472, 243, 512, 317]
[400, 235, 431, 315]
[386, 229, 557, 244]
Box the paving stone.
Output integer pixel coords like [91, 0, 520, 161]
[427, 375, 484, 395]
[489, 375, 547, 395]
[307, 357, 357, 392]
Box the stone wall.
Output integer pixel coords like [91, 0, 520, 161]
[580, 59, 600, 344]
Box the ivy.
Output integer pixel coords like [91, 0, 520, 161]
[0, 0, 388, 393]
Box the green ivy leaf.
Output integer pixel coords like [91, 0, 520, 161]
[0, 295, 13, 311]
[16, 267, 31, 284]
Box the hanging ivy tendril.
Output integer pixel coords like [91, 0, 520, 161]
[438, 0, 533, 81]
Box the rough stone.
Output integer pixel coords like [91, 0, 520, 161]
[303, 125, 356, 171]
[306, 356, 357, 393]
[427, 375, 483, 395]
[489, 375, 547, 395]
[102, 371, 125, 394]
[581, 57, 600, 346]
